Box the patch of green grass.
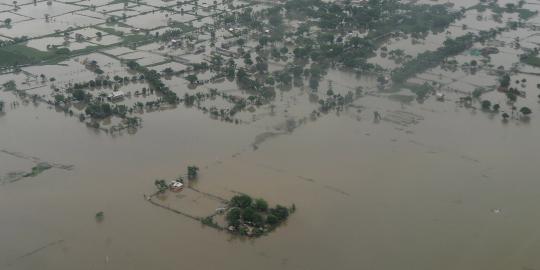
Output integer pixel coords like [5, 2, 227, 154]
[122, 34, 148, 44]
[516, 8, 538, 20]
[521, 55, 540, 67]
[388, 94, 415, 103]
[403, 82, 434, 99]
[94, 26, 125, 37]
[0, 42, 115, 68]
[0, 44, 53, 67]
[23, 163, 52, 177]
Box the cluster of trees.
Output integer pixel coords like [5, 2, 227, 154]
[226, 194, 292, 236]
[69, 75, 144, 91]
[225, 0, 459, 90]
[2, 80, 16, 91]
[318, 91, 355, 112]
[0, 36, 28, 48]
[284, 0, 461, 36]
[84, 102, 128, 118]
[478, 100, 532, 120]
[499, 74, 511, 88]
[480, 100, 500, 112]
[161, 23, 195, 41]
[471, 2, 538, 20]
[3, 18, 12, 26]
[154, 179, 168, 193]
[186, 0, 464, 123]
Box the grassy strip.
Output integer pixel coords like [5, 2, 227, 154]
[521, 55, 540, 68]
[391, 34, 476, 83]
[93, 26, 126, 36]
[0, 31, 151, 68]
[23, 163, 52, 177]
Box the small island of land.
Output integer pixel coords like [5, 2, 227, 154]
[146, 166, 294, 238]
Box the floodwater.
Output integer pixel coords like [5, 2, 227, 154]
[3, 0, 540, 270]
[2, 80, 540, 270]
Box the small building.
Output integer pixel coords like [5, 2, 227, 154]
[170, 39, 181, 47]
[170, 181, 184, 192]
[108, 91, 124, 101]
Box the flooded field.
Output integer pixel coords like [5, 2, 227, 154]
[2, 0, 540, 269]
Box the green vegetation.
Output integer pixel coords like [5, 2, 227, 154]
[520, 107, 532, 116]
[126, 60, 178, 104]
[469, 3, 538, 20]
[23, 163, 52, 177]
[94, 26, 125, 36]
[392, 34, 475, 83]
[0, 44, 53, 68]
[500, 74, 511, 88]
[254, 198, 268, 212]
[481, 100, 492, 111]
[187, 166, 199, 180]
[154, 179, 168, 193]
[521, 54, 540, 68]
[230, 194, 252, 208]
[84, 102, 128, 119]
[404, 83, 434, 100]
[472, 87, 485, 98]
[160, 25, 195, 42]
[2, 80, 17, 91]
[225, 194, 294, 237]
[0, 42, 112, 69]
[95, 211, 105, 222]
[185, 74, 198, 84]
[121, 34, 147, 44]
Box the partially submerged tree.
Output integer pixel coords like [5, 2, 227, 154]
[187, 166, 199, 180]
[185, 74, 198, 84]
[154, 179, 168, 193]
[481, 100, 492, 111]
[230, 194, 252, 208]
[500, 74, 511, 88]
[253, 198, 268, 212]
[520, 106, 532, 117]
[95, 211, 104, 222]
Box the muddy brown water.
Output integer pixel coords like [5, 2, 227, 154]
[2, 83, 540, 270]
[3, 0, 540, 269]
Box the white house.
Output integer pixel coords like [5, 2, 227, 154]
[108, 91, 125, 101]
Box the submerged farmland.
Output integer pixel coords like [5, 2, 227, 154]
[2, 0, 540, 269]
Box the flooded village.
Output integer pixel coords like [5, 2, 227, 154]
[2, 0, 540, 269]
